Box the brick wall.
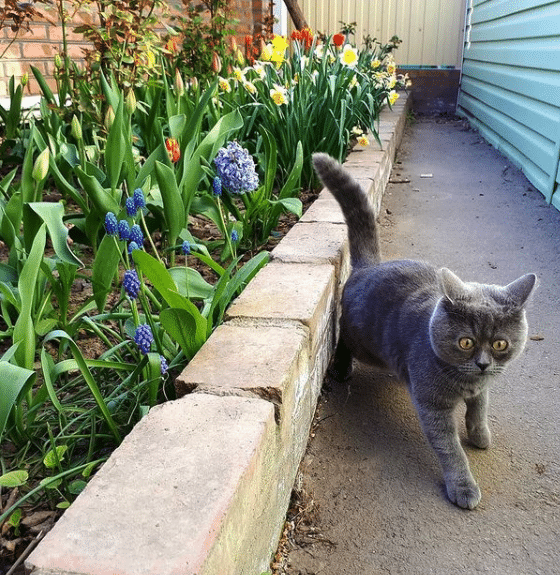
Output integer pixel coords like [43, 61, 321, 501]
[0, 0, 273, 98]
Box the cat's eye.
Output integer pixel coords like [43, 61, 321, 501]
[458, 337, 475, 350]
[492, 339, 508, 352]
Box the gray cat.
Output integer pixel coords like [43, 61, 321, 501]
[312, 152, 537, 509]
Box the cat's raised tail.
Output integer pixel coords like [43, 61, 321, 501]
[313, 153, 380, 268]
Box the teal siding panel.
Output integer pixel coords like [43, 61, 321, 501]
[461, 62, 560, 107]
[471, 0, 557, 24]
[466, 39, 560, 71]
[458, 91, 557, 175]
[460, 76, 559, 142]
[459, 0, 560, 205]
[470, 3, 560, 41]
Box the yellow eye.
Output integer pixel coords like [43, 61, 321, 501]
[492, 339, 508, 352]
[459, 337, 475, 350]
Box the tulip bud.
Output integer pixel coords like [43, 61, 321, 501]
[21, 72, 29, 87]
[71, 115, 82, 140]
[125, 89, 137, 114]
[32, 147, 50, 182]
[211, 52, 222, 73]
[104, 106, 115, 131]
[54, 53, 62, 69]
[190, 76, 198, 92]
[174, 69, 185, 96]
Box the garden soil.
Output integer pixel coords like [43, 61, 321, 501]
[276, 117, 560, 575]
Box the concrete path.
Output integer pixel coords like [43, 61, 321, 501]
[285, 117, 560, 575]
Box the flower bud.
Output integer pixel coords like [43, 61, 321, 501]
[212, 52, 222, 73]
[174, 69, 185, 97]
[71, 115, 82, 140]
[32, 147, 50, 182]
[104, 106, 115, 130]
[54, 54, 62, 69]
[125, 90, 137, 114]
[21, 72, 29, 87]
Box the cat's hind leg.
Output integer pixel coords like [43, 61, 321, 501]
[328, 336, 353, 381]
[465, 387, 491, 449]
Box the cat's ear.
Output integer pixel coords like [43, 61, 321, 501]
[505, 273, 537, 308]
[438, 268, 468, 302]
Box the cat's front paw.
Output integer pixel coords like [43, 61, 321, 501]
[445, 480, 481, 510]
[467, 424, 491, 449]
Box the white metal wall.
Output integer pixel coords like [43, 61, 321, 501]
[289, 0, 467, 68]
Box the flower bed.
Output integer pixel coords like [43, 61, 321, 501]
[0, 14, 407, 566]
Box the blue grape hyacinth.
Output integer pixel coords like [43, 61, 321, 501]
[182, 240, 191, 255]
[134, 324, 153, 355]
[128, 241, 140, 255]
[212, 176, 222, 196]
[118, 220, 130, 241]
[123, 269, 140, 299]
[125, 196, 137, 217]
[133, 188, 146, 210]
[105, 212, 118, 235]
[160, 355, 169, 375]
[214, 141, 259, 194]
[130, 224, 143, 246]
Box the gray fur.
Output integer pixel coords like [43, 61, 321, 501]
[313, 152, 537, 509]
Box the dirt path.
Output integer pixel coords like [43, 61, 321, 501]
[279, 117, 560, 575]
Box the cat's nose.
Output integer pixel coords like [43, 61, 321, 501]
[476, 361, 490, 372]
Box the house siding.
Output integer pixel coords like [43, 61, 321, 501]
[457, 0, 560, 209]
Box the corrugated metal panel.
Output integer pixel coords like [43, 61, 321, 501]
[457, 0, 560, 208]
[288, 0, 467, 68]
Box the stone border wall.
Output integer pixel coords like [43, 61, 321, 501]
[25, 93, 410, 575]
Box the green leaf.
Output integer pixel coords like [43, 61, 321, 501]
[0, 470, 29, 488]
[43, 330, 122, 443]
[154, 161, 185, 247]
[105, 96, 126, 190]
[279, 140, 304, 199]
[25, 203, 83, 266]
[92, 234, 122, 312]
[132, 249, 178, 297]
[43, 445, 68, 469]
[160, 307, 207, 360]
[68, 479, 87, 495]
[168, 267, 213, 300]
[13, 224, 46, 369]
[75, 166, 120, 216]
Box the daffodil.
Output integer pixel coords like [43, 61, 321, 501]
[371, 59, 381, 69]
[270, 84, 288, 106]
[260, 44, 273, 61]
[243, 80, 257, 94]
[340, 44, 359, 67]
[218, 77, 231, 93]
[232, 67, 244, 82]
[388, 90, 399, 105]
[358, 135, 370, 147]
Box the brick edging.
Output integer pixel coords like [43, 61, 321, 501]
[25, 93, 411, 575]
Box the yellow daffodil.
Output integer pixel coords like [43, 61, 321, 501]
[218, 77, 231, 93]
[272, 35, 289, 52]
[243, 80, 257, 94]
[260, 44, 273, 61]
[270, 84, 288, 106]
[358, 135, 370, 147]
[388, 90, 399, 105]
[340, 44, 359, 67]
[233, 67, 244, 82]
[371, 59, 381, 69]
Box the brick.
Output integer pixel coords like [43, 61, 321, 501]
[271, 220, 349, 271]
[175, 323, 313, 422]
[26, 394, 279, 575]
[21, 42, 55, 58]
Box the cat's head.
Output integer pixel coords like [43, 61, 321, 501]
[428, 268, 537, 377]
